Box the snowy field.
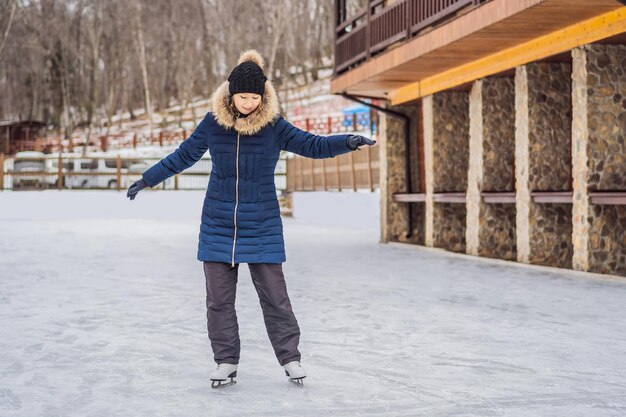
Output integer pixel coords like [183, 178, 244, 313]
[1, 190, 626, 416]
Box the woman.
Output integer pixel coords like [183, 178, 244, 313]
[126, 49, 376, 388]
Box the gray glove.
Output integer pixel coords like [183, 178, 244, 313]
[127, 178, 148, 200]
[346, 134, 376, 151]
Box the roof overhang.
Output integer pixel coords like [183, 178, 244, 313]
[330, 0, 626, 105]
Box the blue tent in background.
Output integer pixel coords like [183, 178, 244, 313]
[341, 103, 371, 129]
[341, 103, 370, 115]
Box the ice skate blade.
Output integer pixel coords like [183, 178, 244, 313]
[211, 378, 237, 389]
[288, 377, 305, 387]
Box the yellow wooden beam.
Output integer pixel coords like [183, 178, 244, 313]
[389, 7, 626, 105]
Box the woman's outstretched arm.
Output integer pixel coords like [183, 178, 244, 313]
[141, 112, 211, 187]
[275, 116, 355, 159]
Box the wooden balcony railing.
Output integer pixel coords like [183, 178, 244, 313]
[335, 0, 487, 75]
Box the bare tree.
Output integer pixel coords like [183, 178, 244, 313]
[0, 0, 339, 129]
[132, 0, 153, 129]
[0, 0, 17, 58]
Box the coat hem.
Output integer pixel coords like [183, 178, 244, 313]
[197, 251, 285, 264]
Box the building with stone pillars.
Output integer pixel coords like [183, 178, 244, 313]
[572, 44, 626, 276]
[331, 0, 626, 277]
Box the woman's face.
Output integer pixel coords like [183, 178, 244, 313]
[232, 93, 262, 115]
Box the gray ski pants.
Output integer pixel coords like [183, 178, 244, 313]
[203, 261, 301, 366]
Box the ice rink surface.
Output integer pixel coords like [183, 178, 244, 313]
[1, 191, 625, 416]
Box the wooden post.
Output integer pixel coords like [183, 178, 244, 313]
[352, 113, 358, 131]
[158, 131, 163, 147]
[0, 153, 4, 191]
[365, 1, 371, 59]
[289, 160, 293, 192]
[133, 133, 137, 148]
[292, 158, 296, 190]
[311, 159, 316, 191]
[366, 145, 373, 191]
[336, 156, 341, 191]
[334, 0, 339, 73]
[175, 174, 179, 190]
[299, 157, 304, 191]
[116, 155, 121, 191]
[322, 159, 328, 191]
[57, 153, 63, 191]
[350, 152, 356, 191]
[293, 158, 298, 190]
[286, 159, 290, 192]
[327, 116, 332, 134]
[406, 0, 411, 39]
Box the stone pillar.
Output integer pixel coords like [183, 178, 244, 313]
[423, 95, 435, 247]
[467, 81, 483, 255]
[572, 44, 626, 276]
[431, 91, 470, 253]
[515, 66, 531, 263]
[572, 47, 590, 272]
[516, 63, 573, 268]
[379, 102, 423, 244]
[379, 111, 392, 243]
[467, 77, 516, 259]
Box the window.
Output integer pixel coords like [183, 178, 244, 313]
[80, 159, 98, 170]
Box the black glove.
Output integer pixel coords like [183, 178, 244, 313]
[127, 178, 149, 200]
[346, 134, 376, 151]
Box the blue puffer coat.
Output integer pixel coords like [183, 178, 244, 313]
[141, 63, 353, 266]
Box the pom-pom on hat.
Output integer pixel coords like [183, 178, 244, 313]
[228, 49, 268, 96]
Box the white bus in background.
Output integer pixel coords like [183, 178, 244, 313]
[12, 151, 48, 190]
[8, 151, 202, 190]
[44, 154, 151, 189]
[10, 152, 283, 192]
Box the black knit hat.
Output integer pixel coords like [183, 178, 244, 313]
[228, 60, 267, 96]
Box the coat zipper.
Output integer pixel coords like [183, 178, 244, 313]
[231, 131, 240, 267]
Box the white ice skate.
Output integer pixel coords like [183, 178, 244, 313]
[283, 361, 306, 387]
[210, 363, 238, 389]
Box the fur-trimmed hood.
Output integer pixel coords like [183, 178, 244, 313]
[210, 49, 281, 135]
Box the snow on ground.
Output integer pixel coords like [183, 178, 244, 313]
[1, 191, 626, 416]
[291, 190, 380, 231]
